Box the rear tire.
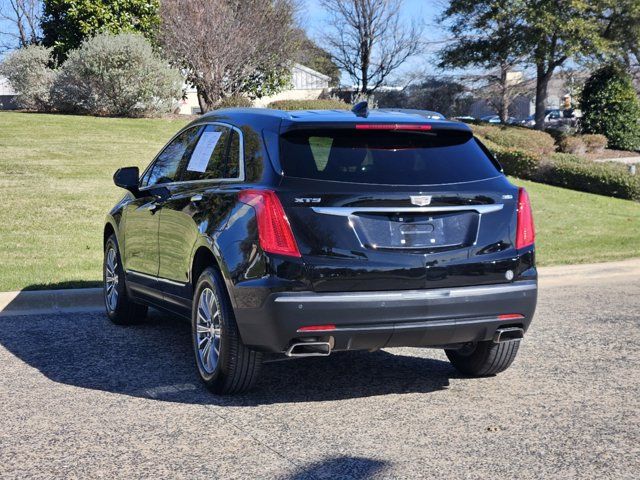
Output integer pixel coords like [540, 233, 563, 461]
[192, 267, 263, 394]
[445, 340, 520, 376]
[103, 234, 148, 325]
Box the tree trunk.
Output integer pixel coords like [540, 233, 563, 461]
[360, 60, 369, 94]
[534, 64, 552, 131]
[196, 85, 217, 113]
[360, 41, 370, 94]
[499, 67, 510, 123]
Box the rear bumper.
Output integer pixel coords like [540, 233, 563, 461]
[234, 280, 537, 353]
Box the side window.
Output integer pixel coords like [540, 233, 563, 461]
[142, 126, 203, 187]
[181, 124, 241, 182]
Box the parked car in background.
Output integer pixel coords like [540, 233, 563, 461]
[480, 115, 518, 124]
[519, 109, 580, 129]
[103, 106, 537, 394]
[519, 115, 536, 128]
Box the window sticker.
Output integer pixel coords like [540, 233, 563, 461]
[187, 129, 223, 173]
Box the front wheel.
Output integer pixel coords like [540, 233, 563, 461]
[192, 267, 263, 394]
[103, 234, 147, 324]
[445, 340, 520, 377]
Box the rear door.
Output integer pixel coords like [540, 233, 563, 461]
[157, 124, 242, 311]
[277, 126, 518, 292]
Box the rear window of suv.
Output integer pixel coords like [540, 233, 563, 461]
[279, 129, 501, 185]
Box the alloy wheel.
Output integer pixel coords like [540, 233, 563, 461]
[104, 247, 119, 312]
[195, 287, 222, 374]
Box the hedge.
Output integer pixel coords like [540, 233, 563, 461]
[492, 147, 542, 180]
[546, 154, 640, 201]
[268, 99, 349, 110]
[492, 147, 640, 201]
[216, 95, 253, 108]
[472, 124, 556, 156]
[557, 136, 587, 155]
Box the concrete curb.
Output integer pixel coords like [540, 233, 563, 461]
[0, 288, 103, 317]
[593, 156, 640, 165]
[538, 258, 640, 287]
[1, 258, 639, 317]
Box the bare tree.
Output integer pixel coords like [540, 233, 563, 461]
[160, 0, 299, 112]
[0, 0, 41, 52]
[320, 0, 423, 93]
[469, 65, 534, 122]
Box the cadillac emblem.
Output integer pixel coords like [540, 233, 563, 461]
[410, 195, 432, 206]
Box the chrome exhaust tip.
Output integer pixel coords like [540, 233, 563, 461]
[285, 342, 331, 357]
[493, 327, 524, 343]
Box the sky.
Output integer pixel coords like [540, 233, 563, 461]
[299, 0, 450, 86]
[0, 0, 451, 81]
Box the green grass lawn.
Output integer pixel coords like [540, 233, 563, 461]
[0, 111, 639, 291]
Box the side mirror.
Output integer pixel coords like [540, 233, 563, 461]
[113, 167, 140, 195]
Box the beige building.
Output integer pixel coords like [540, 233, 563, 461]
[176, 63, 330, 115]
[0, 76, 17, 110]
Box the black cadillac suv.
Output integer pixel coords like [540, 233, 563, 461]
[103, 105, 537, 394]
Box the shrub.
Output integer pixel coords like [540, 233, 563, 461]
[557, 136, 587, 155]
[581, 64, 640, 151]
[486, 146, 640, 201]
[545, 124, 578, 142]
[268, 98, 349, 110]
[52, 32, 182, 116]
[582, 134, 608, 154]
[544, 154, 640, 201]
[492, 147, 542, 180]
[472, 124, 556, 156]
[0, 46, 56, 111]
[215, 95, 253, 109]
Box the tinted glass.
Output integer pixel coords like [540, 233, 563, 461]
[280, 129, 501, 185]
[181, 125, 240, 181]
[142, 126, 203, 187]
[226, 130, 241, 178]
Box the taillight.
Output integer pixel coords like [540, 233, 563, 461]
[516, 187, 535, 249]
[355, 123, 432, 131]
[238, 189, 301, 258]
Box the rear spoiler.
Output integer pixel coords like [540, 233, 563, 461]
[279, 120, 472, 134]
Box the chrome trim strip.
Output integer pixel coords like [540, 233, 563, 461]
[126, 269, 157, 281]
[311, 204, 503, 216]
[125, 270, 187, 287]
[273, 281, 536, 303]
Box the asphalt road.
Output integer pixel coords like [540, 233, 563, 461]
[0, 272, 638, 479]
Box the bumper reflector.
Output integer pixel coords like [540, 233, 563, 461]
[297, 324, 337, 333]
[498, 314, 524, 320]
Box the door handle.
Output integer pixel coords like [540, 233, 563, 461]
[190, 194, 203, 203]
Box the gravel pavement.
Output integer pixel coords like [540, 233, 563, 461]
[0, 273, 638, 479]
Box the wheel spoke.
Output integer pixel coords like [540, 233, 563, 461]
[198, 304, 209, 322]
[201, 338, 212, 364]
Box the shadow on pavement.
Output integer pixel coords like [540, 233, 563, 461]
[19, 280, 101, 291]
[283, 456, 389, 480]
[0, 309, 457, 405]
